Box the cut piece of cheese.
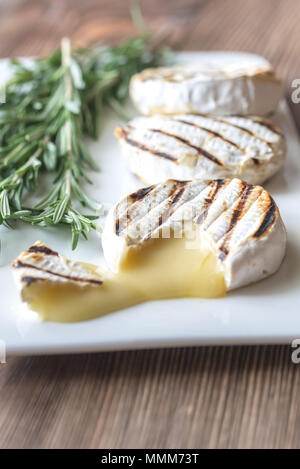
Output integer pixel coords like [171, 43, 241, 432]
[12, 233, 225, 323]
[11, 242, 144, 322]
[11, 241, 144, 322]
[130, 52, 283, 116]
[115, 114, 286, 185]
[102, 178, 287, 292]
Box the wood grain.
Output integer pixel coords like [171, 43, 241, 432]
[1, 347, 300, 449]
[0, 0, 300, 449]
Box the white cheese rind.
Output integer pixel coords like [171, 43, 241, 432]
[12, 241, 103, 300]
[130, 54, 283, 116]
[116, 115, 286, 185]
[102, 178, 287, 291]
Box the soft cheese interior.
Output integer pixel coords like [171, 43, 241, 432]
[14, 230, 225, 323]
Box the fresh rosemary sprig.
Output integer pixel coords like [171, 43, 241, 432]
[0, 38, 101, 250]
[77, 36, 170, 139]
[0, 27, 171, 248]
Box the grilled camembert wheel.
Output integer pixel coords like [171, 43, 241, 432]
[130, 52, 282, 116]
[102, 178, 286, 291]
[12, 179, 286, 322]
[115, 115, 286, 185]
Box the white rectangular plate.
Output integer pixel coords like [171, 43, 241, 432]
[1, 52, 300, 355]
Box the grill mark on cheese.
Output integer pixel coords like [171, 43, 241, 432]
[158, 184, 187, 229]
[116, 126, 178, 162]
[116, 181, 185, 237]
[142, 181, 190, 241]
[253, 196, 276, 238]
[115, 219, 120, 236]
[129, 185, 155, 201]
[12, 260, 103, 285]
[218, 183, 254, 260]
[174, 118, 243, 152]
[228, 183, 254, 230]
[251, 118, 284, 136]
[212, 117, 274, 150]
[28, 244, 59, 256]
[117, 116, 284, 176]
[116, 185, 156, 236]
[112, 178, 278, 261]
[196, 179, 227, 225]
[149, 128, 223, 166]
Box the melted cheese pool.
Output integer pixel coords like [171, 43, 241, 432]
[26, 233, 226, 322]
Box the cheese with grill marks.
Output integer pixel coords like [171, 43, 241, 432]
[102, 178, 287, 291]
[12, 237, 225, 322]
[130, 54, 282, 116]
[12, 179, 286, 322]
[12, 241, 150, 322]
[115, 115, 286, 185]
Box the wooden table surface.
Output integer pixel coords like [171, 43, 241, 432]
[0, 0, 300, 449]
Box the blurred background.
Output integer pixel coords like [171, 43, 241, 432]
[0, 0, 299, 83]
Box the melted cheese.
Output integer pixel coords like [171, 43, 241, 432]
[22, 231, 226, 323]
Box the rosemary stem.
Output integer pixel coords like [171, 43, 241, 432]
[62, 37, 72, 104]
[61, 38, 73, 202]
[64, 168, 72, 197]
[0, 142, 46, 190]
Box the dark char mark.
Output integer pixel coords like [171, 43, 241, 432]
[126, 136, 177, 161]
[252, 118, 283, 136]
[228, 184, 254, 231]
[129, 185, 155, 201]
[158, 184, 187, 227]
[12, 260, 103, 286]
[253, 197, 276, 238]
[115, 219, 120, 236]
[115, 185, 155, 236]
[196, 179, 227, 225]
[218, 183, 254, 260]
[117, 125, 177, 162]
[28, 245, 58, 256]
[218, 247, 229, 262]
[142, 181, 189, 241]
[150, 128, 223, 166]
[214, 118, 274, 150]
[175, 118, 243, 151]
